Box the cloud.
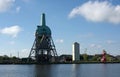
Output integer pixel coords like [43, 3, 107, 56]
[0, 0, 15, 13]
[106, 40, 115, 44]
[21, 49, 28, 52]
[22, 0, 32, 3]
[9, 41, 15, 45]
[55, 39, 64, 43]
[16, 6, 21, 13]
[0, 25, 21, 38]
[21, 49, 29, 58]
[69, 1, 120, 24]
[90, 44, 102, 48]
[78, 33, 94, 38]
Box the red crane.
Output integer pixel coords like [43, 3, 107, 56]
[101, 50, 106, 62]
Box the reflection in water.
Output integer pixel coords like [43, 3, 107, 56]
[102, 64, 108, 77]
[34, 64, 120, 77]
[0, 64, 120, 77]
[72, 64, 81, 77]
[34, 64, 74, 77]
[35, 65, 52, 77]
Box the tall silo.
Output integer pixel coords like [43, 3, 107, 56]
[72, 42, 80, 61]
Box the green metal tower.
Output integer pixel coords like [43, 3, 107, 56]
[28, 13, 58, 63]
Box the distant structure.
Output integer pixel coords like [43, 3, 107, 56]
[101, 50, 107, 62]
[28, 13, 58, 63]
[72, 42, 80, 61]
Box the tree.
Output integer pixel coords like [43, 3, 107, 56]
[83, 54, 88, 61]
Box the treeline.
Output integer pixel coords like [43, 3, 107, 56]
[0, 54, 120, 64]
[59, 54, 120, 63]
[0, 55, 30, 64]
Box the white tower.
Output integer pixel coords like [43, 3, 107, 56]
[72, 42, 80, 61]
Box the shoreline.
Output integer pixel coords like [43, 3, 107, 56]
[0, 61, 120, 65]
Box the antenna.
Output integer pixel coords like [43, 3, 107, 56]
[84, 48, 87, 54]
[18, 51, 19, 58]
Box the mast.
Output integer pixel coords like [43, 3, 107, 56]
[41, 13, 46, 26]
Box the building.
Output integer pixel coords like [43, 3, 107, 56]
[72, 42, 80, 61]
[59, 55, 72, 62]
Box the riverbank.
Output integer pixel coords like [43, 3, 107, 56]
[0, 61, 120, 64]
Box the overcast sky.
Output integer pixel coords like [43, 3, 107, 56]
[0, 0, 120, 57]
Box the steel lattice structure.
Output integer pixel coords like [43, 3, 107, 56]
[28, 13, 58, 63]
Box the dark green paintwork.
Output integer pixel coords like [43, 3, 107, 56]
[36, 13, 51, 36]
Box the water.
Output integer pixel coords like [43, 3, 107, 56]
[0, 64, 120, 77]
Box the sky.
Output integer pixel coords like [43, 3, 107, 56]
[0, 0, 120, 58]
